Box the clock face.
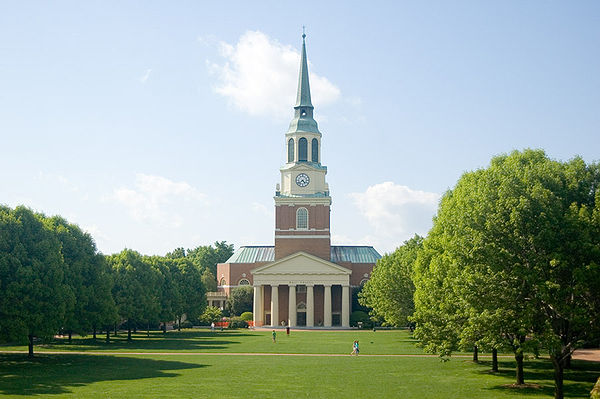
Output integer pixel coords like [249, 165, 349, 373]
[295, 173, 310, 187]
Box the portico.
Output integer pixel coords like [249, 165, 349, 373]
[252, 251, 351, 328]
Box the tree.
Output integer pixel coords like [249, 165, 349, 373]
[0, 206, 71, 357]
[225, 286, 253, 316]
[412, 150, 600, 399]
[186, 241, 234, 277]
[146, 256, 182, 333]
[201, 268, 217, 293]
[173, 258, 206, 328]
[45, 216, 116, 342]
[359, 235, 422, 326]
[108, 250, 161, 340]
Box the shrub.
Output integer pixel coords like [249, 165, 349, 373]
[199, 306, 223, 325]
[227, 317, 248, 329]
[240, 312, 253, 321]
[350, 311, 373, 328]
[179, 320, 193, 329]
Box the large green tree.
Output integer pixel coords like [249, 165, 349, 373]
[173, 258, 206, 328]
[146, 256, 182, 333]
[184, 241, 234, 277]
[225, 286, 253, 316]
[412, 150, 600, 399]
[108, 250, 161, 340]
[0, 206, 71, 357]
[45, 216, 116, 342]
[359, 235, 422, 326]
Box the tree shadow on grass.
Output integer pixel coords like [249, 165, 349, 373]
[34, 330, 258, 352]
[476, 359, 600, 397]
[0, 353, 205, 396]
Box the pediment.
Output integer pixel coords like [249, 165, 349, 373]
[252, 251, 350, 275]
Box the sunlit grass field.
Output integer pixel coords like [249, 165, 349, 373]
[1, 329, 598, 398]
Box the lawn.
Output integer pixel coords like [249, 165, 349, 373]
[1, 329, 598, 398]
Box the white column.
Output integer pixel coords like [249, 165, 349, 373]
[271, 285, 279, 327]
[342, 285, 350, 327]
[288, 285, 296, 327]
[253, 285, 261, 327]
[306, 284, 314, 327]
[324, 284, 332, 327]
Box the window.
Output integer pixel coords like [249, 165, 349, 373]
[287, 138, 294, 162]
[360, 279, 369, 286]
[238, 279, 250, 286]
[311, 138, 318, 162]
[296, 207, 308, 229]
[297, 285, 307, 293]
[298, 137, 307, 161]
[297, 301, 306, 311]
[219, 278, 226, 286]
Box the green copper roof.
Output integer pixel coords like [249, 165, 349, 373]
[224, 246, 381, 264]
[287, 33, 321, 135]
[225, 246, 275, 264]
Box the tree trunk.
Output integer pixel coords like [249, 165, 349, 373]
[68, 331, 72, 344]
[105, 328, 110, 343]
[133, 325, 137, 333]
[551, 354, 566, 399]
[492, 348, 498, 372]
[473, 345, 478, 362]
[178, 317, 181, 331]
[127, 321, 132, 341]
[147, 322, 150, 338]
[93, 328, 97, 340]
[114, 322, 117, 336]
[162, 322, 166, 334]
[28, 334, 34, 358]
[515, 351, 525, 385]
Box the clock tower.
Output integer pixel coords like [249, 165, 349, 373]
[274, 33, 331, 261]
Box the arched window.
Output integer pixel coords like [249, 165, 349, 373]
[219, 278, 226, 286]
[287, 138, 294, 162]
[296, 207, 308, 229]
[238, 279, 250, 286]
[298, 137, 307, 161]
[311, 138, 318, 163]
[360, 279, 369, 286]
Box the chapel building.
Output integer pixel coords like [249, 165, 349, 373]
[215, 34, 381, 328]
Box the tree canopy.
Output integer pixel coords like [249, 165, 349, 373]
[412, 150, 600, 399]
[0, 206, 71, 357]
[359, 235, 422, 327]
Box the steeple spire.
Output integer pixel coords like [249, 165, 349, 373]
[295, 28, 313, 108]
[287, 30, 320, 134]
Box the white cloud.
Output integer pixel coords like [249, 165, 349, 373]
[207, 30, 341, 117]
[349, 182, 440, 249]
[139, 69, 152, 84]
[112, 173, 207, 227]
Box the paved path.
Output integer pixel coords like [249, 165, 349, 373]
[573, 349, 600, 362]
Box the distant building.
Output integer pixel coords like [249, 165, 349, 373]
[216, 34, 381, 328]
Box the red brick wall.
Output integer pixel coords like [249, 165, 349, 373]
[275, 236, 331, 260]
[275, 204, 330, 230]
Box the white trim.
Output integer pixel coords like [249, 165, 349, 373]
[275, 235, 330, 239]
[275, 228, 329, 232]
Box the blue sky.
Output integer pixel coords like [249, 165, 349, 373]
[1, 1, 599, 255]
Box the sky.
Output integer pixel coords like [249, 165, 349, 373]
[1, 1, 599, 256]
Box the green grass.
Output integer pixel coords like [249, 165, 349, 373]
[1, 330, 598, 398]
